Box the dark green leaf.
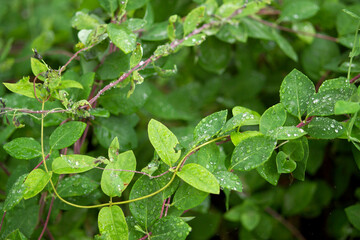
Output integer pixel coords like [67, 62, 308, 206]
[127, 0, 147, 11]
[230, 135, 276, 171]
[260, 103, 287, 135]
[276, 151, 297, 174]
[148, 119, 181, 167]
[173, 182, 208, 210]
[97, 51, 131, 80]
[272, 29, 298, 62]
[282, 137, 309, 181]
[57, 175, 98, 197]
[176, 163, 220, 194]
[23, 169, 52, 199]
[305, 117, 345, 139]
[99, 0, 118, 16]
[224, 200, 261, 230]
[280, 69, 315, 119]
[141, 21, 168, 41]
[101, 150, 136, 197]
[345, 204, 360, 230]
[193, 110, 227, 145]
[151, 216, 191, 240]
[4, 137, 41, 160]
[3, 174, 27, 211]
[256, 152, 280, 186]
[49, 121, 87, 150]
[98, 206, 128, 239]
[283, 182, 317, 216]
[5, 229, 28, 240]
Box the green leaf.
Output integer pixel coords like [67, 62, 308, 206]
[101, 150, 136, 197]
[141, 21, 169, 41]
[280, 69, 315, 119]
[98, 206, 128, 240]
[283, 182, 317, 216]
[292, 21, 315, 44]
[5, 229, 28, 240]
[214, 171, 242, 192]
[267, 126, 307, 140]
[183, 6, 205, 36]
[176, 163, 220, 194]
[221, 109, 260, 134]
[30, 58, 48, 80]
[108, 137, 119, 162]
[3, 174, 27, 211]
[186, 143, 224, 173]
[242, 17, 273, 41]
[148, 119, 181, 167]
[151, 216, 191, 240]
[260, 103, 287, 135]
[335, 100, 360, 114]
[305, 117, 345, 139]
[126, 0, 146, 11]
[57, 175, 98, 197]
[49, 121, 87, 150]
[56, 80, 83, 90]
[279, 0, 319, 22]
[173, 183, 209, 210]
[230, 131, 263, 146]
[272, 29, 298, 62]
[23, 169, 52, 199]
[224, 200, 261, 230]
[52, 154, 98, 174]
[230, 135, 276, 171]
[276, 151, 297, 174]
[71, 11, 101, 30]
[130, 43, 143, 68]
[97, 51, 131, 80]
[107, 23, 136, 54]
[256, 152, 280, 186]
[282, 137, 309, 181]
[337, 6, 360, 36]
[129, 176, 163, 229]
[181, 34, 206, 47]
[99, 0, 118, 16]
[193, 110, 227, 144]
[3, 77, 40, 99]
[345, 204, 360, 230]
[4, 137, 41, 160]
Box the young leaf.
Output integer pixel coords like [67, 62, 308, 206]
[57, 175, 98, 197]
[214, 171, 242, 192]
[276, 151, 297, 174]
[221, 110, 260, 134]
[304, 117, 345, 139]
[335, 100, 360, 115]
[101, 150, 136, 197]
[49, 121, 87, 150]
[107, 23, 136, 54]
[260, 103, 287, 135]
[30, 58, 48, 80]
[151, 216, 191, 240]
[345, 204, 360, 230]
[230, 131, 263, 146]
[99, 0, 118, 17]
[230, 135, 277, 171]
[176, 163, 220, 194]
[181, 34, 206, 47]
[148, 119, 181, 167]
[52, 154, 98, 174]
[108, 137, 119, 162]
[71, 11, 102, 30]
[23, 169, 52, 199]
[3, 174, 27, 211]
[280, 69, 315, 119]
[3, 76, 40, 99]
[129, 176, 163, 229]
[183, 6, 205, 36]
[98, 206, 128, 239]
[266, 126, 307, 140]
[256, 152, 280, 186]
[193, 110, 227, 144]
[4, 137, 42, 160]
[173, 183, 209, 210]
[130, 43, 143, 68]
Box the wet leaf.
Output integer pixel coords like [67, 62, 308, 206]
[50, 121, 87, 150]
[276, 151, 297, 173]
[57, 175, 99, 197]
[193, 110, 227, 145]
[4, 137, 41, 160]
[4, 174, 27, 211]
[266, 126, 307, 140]
[260, 103, 287, 135]
[183, 6, 205, 36]
[305, 117, 345, 139]
[214, 171, 242, 192]
[151, 216, 191, 240]
[23, 169, 52, 199]
[98, 206, 128, 239]
[107, 23, 136, 54]
[279, 0, 319, 22]
[173, 183, 208, 210]
[52, 154, 99, 174]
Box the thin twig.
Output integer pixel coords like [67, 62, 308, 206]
[139, 232, 152, 240]
[265, 207, 306, 240]
[164, 197, 171, 217]
[350, 73, 360, 83]
[38, 196, 55, 240]
[159, 199, 166, 219]
[0, 162, 10, 176]
[59, 44, 95, 74]
[250, 16, 338, 42]
[0, 211, 6, 233]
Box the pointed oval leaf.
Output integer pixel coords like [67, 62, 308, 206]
[101, 150, 136, 197]
[193, 110, 227, 145]
[267, 126, 307, 140]
[148, 119, 181, 167]
[24, 169, 52, 199]
[50, 121, 87, 150]
[305, 117, 345, 139]
[214, 171, 242, 192]
[183, 6, 205, 36]
[230, 131, 263, 146]
[4, 174, 27, 211]
[108, 137, 119, 162]
[57, 175, 99, 197]
[260, 103, 287, 135]
[280, 69, 315, 118]
[221, 111, 260, 134]
[4, 137, 41, 160]
[98, 206, 128, 240]
[279, 0, 319, 22]
[107, 23, 136, 54]
[272, 29, 298, 62]
[230, 135, 277, 171]
[151, 216, 191, 240]
[176, 163, 220, 194]
[52, 154, 98, 174]
[129, 176, 163, 228]
[30, 58, 48, 80]
[345, 204, 360, 230]
[335, 100, 360, 115]
[173, 183, 209, 210]
[256, 152, 280, 186]
[3, 76, 39, 99]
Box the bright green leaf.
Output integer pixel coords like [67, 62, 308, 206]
[98, 206, 128, 240]
[3, 77, 40, 99]
[183, 6, 205, 36]
[30, 58, 48, 80]
[335, 100, 360, 114]
[260, 103, 287, 135]
[193, 110, 227, 144]
[130, 43, 143, 68]
[4, 137, 41, 160]
[107, 23, 136, 54]
[230, 131, 263, 146]
[71, 11, 101, 30]
[176, 163, 220, 194]
[52, 154, 98, 174]
[151, 216, 191, 240]
[99, 0, 118, 16]
[23, 169, 52, 199]
[50, 121, 87, 150]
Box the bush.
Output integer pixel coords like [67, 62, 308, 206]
[1, 0, 360, 239]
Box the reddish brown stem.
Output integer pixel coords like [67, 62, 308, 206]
[0, 162, 10, 176]
[0, 211, 6, 233]
[38, 196, 55, 240]
[59, 44, 95, 74]
[350, 73, 360, 83]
